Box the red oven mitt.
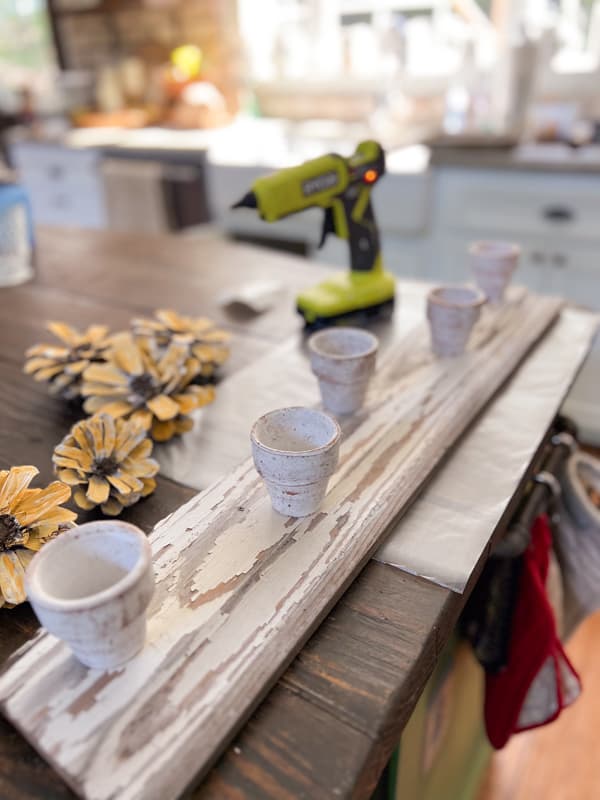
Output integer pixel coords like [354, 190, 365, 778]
[484, 515, 581, 749]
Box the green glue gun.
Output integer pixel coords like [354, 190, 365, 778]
[232, 140, 395, 329]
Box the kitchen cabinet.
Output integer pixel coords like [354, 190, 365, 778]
[430, 166, 600, 309]
[10, 141, 107, 229]
[10, 140, 211, 233]
[430, 163, 600, 444]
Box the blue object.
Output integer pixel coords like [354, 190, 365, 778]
[0, 182, 35, 247]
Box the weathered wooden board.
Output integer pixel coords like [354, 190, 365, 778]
[156, 280, 427, 488]
[0, 290, 562, 800]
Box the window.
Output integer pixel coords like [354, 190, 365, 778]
[0, 0, 57, 107]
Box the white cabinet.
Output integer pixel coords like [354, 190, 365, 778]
[430, 167, 600, 310]
[10, 142, 107, 229]
[430, 164, 600, 443]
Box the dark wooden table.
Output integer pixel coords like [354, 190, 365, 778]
[0, 228, 550, 800]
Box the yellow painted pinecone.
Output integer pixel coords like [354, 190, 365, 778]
[81, 332, 215, 441]
[24, 322, 112, 400]
[0, 466, 76, 607]
[131, 309, 230, 379]
[53, 414, 159, 515]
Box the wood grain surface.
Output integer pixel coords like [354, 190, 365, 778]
[0, 228, 582, 800]
[0, 281, 561, 800]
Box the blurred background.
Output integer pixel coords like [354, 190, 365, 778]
[1, 0, 599, 441]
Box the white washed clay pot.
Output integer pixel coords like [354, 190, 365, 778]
[563, 452, 600, 528]
[251, 406, 341, 517]
[308, 327, 379, 416]
[427, 285, 487, 358]
[469, 240, 520, 303]
[25, 520, 155, 670]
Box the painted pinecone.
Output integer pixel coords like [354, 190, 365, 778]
[0, 466, 76, 607]
[131, 309, 230, 380]
[53, 414, 159, 516]
[24, 322, 112, 400]
[81, 332, 215, 442]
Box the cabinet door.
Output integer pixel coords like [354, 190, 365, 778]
[436, 167, 600, 244]
[11, 143, 107, 229]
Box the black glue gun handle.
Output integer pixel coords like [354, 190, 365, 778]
[345, 195, 381, 272]
[319, 194, 381, 272]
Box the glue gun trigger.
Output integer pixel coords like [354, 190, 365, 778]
[318, 207, 335, 249]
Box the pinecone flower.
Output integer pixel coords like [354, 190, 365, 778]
[131, 309, 230, 379]
[24, 322, 112, 400]
[81, 332, 215, 441]
[53, 414, 159, 516]
[0, 466, 77, 608]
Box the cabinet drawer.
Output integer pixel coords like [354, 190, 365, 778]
[11, 142, 101, 175]
[23, 170, 107, 229]
[436, 168, 600, 243]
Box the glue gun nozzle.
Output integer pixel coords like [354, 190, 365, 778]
[231, 191, 258, 210]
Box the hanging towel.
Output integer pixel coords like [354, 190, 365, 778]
[484, 515, 581, 749]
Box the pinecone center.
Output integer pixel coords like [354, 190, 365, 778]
[129, 373, 158, 402]
[0, 514, 26, 551]
[92, 457, 118, 477]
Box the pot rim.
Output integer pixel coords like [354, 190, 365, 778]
[251, 406, 341, 457]
[468, 240, 521, 260]
[25, 520, 152, 613]
[308, 327, 379, 362]
[427, 284, 487, 311]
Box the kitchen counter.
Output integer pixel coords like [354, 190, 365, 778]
[22, 117, 600, 175]
[430, 141, 600, 174]
[8, 123, 600, 446]
[0, 228, 590, 800]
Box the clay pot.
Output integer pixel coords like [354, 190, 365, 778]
[251, 406, 341, 517]
[26, 521, 154, 670]
[308, 327, 379, 416]
[563, 452, 600, 528]
[427, 285, 486, 358]
[469, 240, 520, 303]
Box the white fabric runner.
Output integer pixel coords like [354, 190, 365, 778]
[156, 288, 597, 594]
[376, 308, 597, 591]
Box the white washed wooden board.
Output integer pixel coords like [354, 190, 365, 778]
[0, 290, 562, 800]
[376, 307, 599, 591]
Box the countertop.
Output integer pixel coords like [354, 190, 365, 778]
[13, 117, 600, 175]
[430, 141, 600, 174]
[0, 227, 577, 800]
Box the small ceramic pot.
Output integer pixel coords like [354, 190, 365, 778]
[251, 406, 341, 517]
[308, 327, 379, 415]
[25, 521, 155, 670]
[563, 452, 600, 528]
[469, 240, 520, 303]
[427, 285, 486, 358]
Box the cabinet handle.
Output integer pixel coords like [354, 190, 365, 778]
[542, 205, 575, 223]
[48, 165, 65, 181]
[530, 250, 545, 264]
